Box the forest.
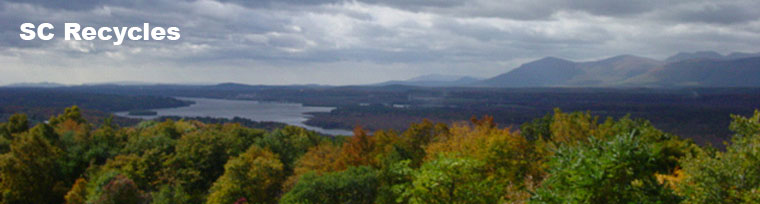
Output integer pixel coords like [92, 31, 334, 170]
[1, 106, 759, 203]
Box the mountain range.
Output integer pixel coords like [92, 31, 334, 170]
[381, 51, 760, 88]
[373, 74, 483, 87]
[6, 51, 760, 88]
[4, 82, 67, 88]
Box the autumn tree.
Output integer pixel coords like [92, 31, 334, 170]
[336, 127, 377, 169]
[95, 174, 146, 204]
[0, 124, 67, 203]
[548, 109, 599, 145]
[206, 145, 285, 204]
[65, 178, 88, 204]
[423, 116, 540, 201]
[283, 142, 343, 192]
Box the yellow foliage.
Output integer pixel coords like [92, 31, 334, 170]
[549, 109, 599, 145]
[173, 120, 200, 133]
[424, 116, 541, 202]
[206, 145, 284, 204]
[656, 167, 684, 192]
[64, 178, 88, 204]
[283, 142, 343, 192]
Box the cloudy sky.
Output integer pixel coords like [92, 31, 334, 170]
[1, 0, 760, 85]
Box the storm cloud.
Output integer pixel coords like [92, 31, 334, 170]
[1, 0, 759, 85]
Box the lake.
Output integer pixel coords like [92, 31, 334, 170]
[115, 97, 354, 135]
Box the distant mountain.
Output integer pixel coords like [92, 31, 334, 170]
[4, 82, 67, 88]
[623, 56, 760, 87]
[479, 51, 760, 87]
[665, 51, 760, 63]
[375, 74, 482, 87]
[480, 55, 663, 87]
[665, 51, 724, 63]
[406, 74, 470, 82]
[726, 52, 760, 60]
[571, 55, 663, 86]
[81, 81, 173, 87]
[480, 57, 579, 87]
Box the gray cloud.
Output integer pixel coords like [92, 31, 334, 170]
[659, 1, 760, 24]
[1, 0, 759, 85]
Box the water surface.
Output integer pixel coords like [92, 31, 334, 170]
[115, 97, 353, 135]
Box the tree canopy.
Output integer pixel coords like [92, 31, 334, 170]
[0, 106, 758, 203]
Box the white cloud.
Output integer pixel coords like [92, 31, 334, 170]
[0, 0, 759, 85]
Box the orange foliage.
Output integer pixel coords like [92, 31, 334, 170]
[283, 143, 343, 191]
[336, 126, 377, 169]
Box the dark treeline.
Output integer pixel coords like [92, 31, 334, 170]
[1, 106, 759, 203]
[0, 88, 192, 112]
[0, 88, 192, 126]
[155, 116, 287, 131]
[31, 85, 760, 147]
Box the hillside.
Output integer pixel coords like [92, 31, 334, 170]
[374, 74, 482, 87]
[480, 55, 662, 87]
[570, 55, 663, 85]
[665, 51, 760, 62]
[624, 56, 760, 87]
[480, 51, 760, 87]
[480, 57, 580, 87]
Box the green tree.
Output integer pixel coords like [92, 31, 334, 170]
[281, 166, 380, 204]
[58, 115, 126, 187]
[531, 131, 681, 203]
[206, 145, 285, 204]
[520, 114, 552, 142]
[164, 123, 263, 199]
[399, 120, 447, 167]
[5, 114, 29, 135]
[400, 156, 498, 204]
[678, 110, 760, 203]
[256, 126, 323, 171]
[97, 154, 153, 191]
[151, 184, 192, 204]
[117, 120, 184, 191]
[86, 116, 125, 164]
[49, 106, 87, 126]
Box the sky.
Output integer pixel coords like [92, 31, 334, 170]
[1, 0, 760, 85]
